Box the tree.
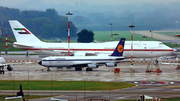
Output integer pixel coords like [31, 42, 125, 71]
[77, 29, 94, 43]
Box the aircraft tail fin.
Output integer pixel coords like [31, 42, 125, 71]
[9, 20, 42, 43]
[110, 38, 125, 57]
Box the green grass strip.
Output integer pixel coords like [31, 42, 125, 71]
[0, 80, 135, 91]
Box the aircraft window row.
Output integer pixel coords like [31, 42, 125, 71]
[56, 58, 65, 60]
[126, 43, 138, 45]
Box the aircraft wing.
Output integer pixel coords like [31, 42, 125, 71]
[13, 43, 34, 48]
[0, 63, 23, 66]
[161, 62, 180, 65]
[0, 64, 8, 66]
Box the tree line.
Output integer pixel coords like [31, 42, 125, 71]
[0, 7, 77, 39]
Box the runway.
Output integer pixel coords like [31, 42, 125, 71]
[133, 30, 180, 44]
[1, 55, 180, 100]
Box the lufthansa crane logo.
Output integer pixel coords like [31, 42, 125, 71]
[117, 45, 124, 53]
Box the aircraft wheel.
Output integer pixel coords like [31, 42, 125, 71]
[86, 68, 93, 71]
[79, 67, 82, 71]
[75, 67, 82, 71]
[47, 67, 51, 71]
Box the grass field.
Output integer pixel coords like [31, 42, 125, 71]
[94, 31, 155, 42]
[94, 31, 180, 48]
[0, 37, 23, 51]
[0, 80, 136, 90]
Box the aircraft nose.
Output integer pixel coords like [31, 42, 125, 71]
[173, 48, 177, 52]
[38, 61, 42, 65]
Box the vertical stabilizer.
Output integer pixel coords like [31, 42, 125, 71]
[9, 20, 42, 43]
[111, 38, 125, 56]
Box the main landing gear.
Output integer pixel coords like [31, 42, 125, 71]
[74, 67, 93, 71]
[47, 67, 51, 71]
[0, 66, 5, 74]
[75, 67, 82, 71]
[86, 68, 93, 71]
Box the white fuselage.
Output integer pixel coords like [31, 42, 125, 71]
[14, 41, 173, 58]
[39, 55, 123, 67]
[9, 20, 174, 58]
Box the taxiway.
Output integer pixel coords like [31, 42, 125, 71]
[0, 55, 180, 100]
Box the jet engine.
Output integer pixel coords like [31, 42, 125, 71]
[7, 65, 13, 71]
[105, 63, 117, 67]
[87, 64, 98, 68]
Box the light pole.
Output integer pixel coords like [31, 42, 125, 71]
[175, 21, 178, 30]
[112, 33, 119, 41]
[25, 11, 29, 57]
[5, 8, 9, 55]
[66, 11, 73, 56]
[150, 30, 153, 41]
[129, 24, 135, 71]
[110, 23, 113, 42]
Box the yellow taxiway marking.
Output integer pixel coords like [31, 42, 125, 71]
[35, 68, 47, 71]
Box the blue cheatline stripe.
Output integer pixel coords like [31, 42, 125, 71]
[42, 59, 123, 62]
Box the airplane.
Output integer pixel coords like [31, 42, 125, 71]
[38, 38, 126, 71]
[0, 57, 15, 74]
[175, 34, 180, 37]
[9, 20, 174, 58]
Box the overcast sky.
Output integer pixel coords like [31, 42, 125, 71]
[1, 0, 180, 7]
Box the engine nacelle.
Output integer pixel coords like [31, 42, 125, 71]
[105, 63, 117, 67]
[7, 65, 13, 71]
[87, 64, 98, 68]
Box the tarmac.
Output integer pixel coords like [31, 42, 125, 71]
[1, 55, 180, 100]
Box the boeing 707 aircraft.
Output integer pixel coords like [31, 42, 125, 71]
[38, 38, 125, 71]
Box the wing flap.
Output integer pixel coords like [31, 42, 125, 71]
[13, 43, 34, 48]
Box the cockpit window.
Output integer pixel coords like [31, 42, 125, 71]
[158, 42, 163, 48]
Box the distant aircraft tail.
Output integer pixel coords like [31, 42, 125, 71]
[9, 20, 42, 43]
[110, 38, 125, 57]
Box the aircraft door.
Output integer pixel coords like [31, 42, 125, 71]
[138, 42, 141, 47]
[49, 57, 52, 64]
[150, 47, 153, 53]
[158, 43, 162, 48]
